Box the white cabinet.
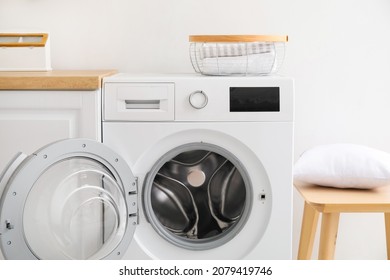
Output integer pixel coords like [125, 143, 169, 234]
[0, 90, 101, 171]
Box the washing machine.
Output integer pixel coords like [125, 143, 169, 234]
[0, 74, 294, 260]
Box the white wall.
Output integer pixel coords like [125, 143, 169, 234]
[1, 0, 390, 259]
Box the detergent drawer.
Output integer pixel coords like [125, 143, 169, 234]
[104, 82, 174, 121]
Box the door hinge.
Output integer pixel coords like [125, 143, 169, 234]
[130, 177, 139, 225]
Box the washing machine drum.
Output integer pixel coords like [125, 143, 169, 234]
[0, 139, 137, 260]
[144, 144, 252, 250]
[152, 151, 246, 235]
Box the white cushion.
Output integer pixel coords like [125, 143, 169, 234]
[294, 144, 390, 189]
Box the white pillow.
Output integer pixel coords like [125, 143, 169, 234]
[294, 143, 390, 189]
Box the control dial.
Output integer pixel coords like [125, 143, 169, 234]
[189, 90, 208, 109]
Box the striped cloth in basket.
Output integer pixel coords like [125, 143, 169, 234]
[199, 42, 274, 59]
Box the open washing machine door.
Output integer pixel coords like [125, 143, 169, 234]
[0, 139, 137, 260]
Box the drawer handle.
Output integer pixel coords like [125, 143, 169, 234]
[125, 100, 160, 109]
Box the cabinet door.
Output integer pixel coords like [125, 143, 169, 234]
[0, 90, 101, 171]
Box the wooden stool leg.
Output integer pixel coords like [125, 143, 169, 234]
[318, 212, 340, 260]
[297, 202, 319, 260]
[385, 213, 390, 260]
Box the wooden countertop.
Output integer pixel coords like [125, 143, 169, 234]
[0, 70, 117, 90]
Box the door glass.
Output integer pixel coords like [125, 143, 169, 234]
[23, 157, 127, 259]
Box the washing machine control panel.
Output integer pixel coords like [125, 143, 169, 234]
[103, 74, 293, 122]
[175, 76, 293, 122]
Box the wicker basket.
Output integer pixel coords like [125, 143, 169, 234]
[189, 35, 287, 76]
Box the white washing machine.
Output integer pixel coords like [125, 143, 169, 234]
[0, 74, 294, 260]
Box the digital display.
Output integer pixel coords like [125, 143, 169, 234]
[230, 87, 280, 112]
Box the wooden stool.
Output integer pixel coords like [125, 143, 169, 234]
[295, 181, 390, 260]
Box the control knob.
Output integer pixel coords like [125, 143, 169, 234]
[189, 90, 208, 109]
